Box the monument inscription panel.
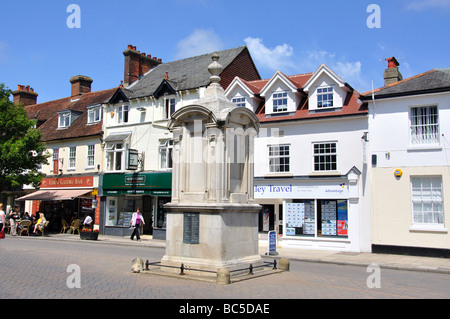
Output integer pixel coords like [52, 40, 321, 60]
[183, 212, 199, 244]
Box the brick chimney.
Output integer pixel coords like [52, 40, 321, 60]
[123, 45, 162, 87]
[70, 75, 93, 97]
[12, 85, 38, 106]
[383, 57, 403, 86]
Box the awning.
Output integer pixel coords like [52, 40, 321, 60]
[104, 133, 131, 142]
[16, 189, 92, 201]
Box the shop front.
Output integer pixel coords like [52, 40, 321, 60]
[100, 172, 172, 239]
[17, 175, 100, 232]
[254, 172, 367, 252]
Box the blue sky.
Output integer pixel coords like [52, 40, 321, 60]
[1, 0, 450, 103]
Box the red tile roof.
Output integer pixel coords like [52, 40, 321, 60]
[240, 72, 367, 123]
[26, 88, 117, 142]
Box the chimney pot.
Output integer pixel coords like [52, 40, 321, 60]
[383, 57, 403, 86]
[132, 46, 136, 51]
[12, 84, 38, 106]
[128, 44, 133, 50]
[158, 58, 162, 63]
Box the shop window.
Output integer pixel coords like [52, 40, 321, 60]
[259, 205, 275, 232]
[285, 199, 348, 238]
[105, 197, 143, 227]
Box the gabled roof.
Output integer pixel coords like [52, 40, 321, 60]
[26, 88, 117, 142]
[361, 68, 450, 100]
[125, 46, 252, 99]
[303, 64, 349, 93]
[225, 65, 366, 123]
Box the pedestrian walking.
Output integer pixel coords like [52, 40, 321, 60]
[130, 208, 145, 242]
[0, 203, 6, 239]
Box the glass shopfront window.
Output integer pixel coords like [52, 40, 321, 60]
[105, 196, 143, 227]
[155, 197, 170, 229]
[285, 199, 348, 238]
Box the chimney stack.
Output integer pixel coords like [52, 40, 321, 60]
[383, 57, 403, 86]
[70, 75, 93, 97]
[12, 84, 38, 106]
[123, 45, 162, 87]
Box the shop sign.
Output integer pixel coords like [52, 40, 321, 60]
[40, 176, 94, 189]
[254, 181, 349, 199]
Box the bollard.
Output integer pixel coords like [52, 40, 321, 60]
[131, 258, 144, 273]
[278, 258, 290, 271]
[217, 268, 230, 285]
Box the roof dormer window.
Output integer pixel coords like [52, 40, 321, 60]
[58, 111, 71, 128]
[273, 92, 288, 113]
[87, 105, 102, 124]
[317, 87, 334, 108]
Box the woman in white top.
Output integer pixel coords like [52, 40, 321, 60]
[130, 208, 145, 242]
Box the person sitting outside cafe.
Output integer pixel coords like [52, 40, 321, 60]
[33, 213, 46, 234]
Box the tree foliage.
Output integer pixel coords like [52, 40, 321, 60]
[0, 83, 49, 191]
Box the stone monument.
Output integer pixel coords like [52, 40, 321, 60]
[161, 52, 263, 276]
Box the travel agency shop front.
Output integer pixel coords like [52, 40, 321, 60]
[99, 172, 172, 239]
[254, 169, 371, 253]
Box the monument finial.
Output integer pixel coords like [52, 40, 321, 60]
[208, 52, 223, 84]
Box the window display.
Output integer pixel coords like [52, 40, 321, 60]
[285, 199, 348, 238]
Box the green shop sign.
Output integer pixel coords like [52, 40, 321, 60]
[102, 172, 172, 196]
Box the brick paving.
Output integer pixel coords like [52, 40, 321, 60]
[1, 235, 449, 301]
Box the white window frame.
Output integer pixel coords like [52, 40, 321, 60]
[118, 105, 129, 124]
[106, 142, 126, 172]
[272, 92, 288, 113]
[87, 105, 102, 124]
[410, 105, 440, 145]
[268, 144, 290, 173]
[232, 97, 246, 108]
[86, 144, 95, 169]
[58, 111, 71, 128]
[313, 142, 337, 172]
[69, 146, 76, 170]
[410, 176, 446, 231]
[165, 97, 176, 119]
[317, 86, 334, 108]
[159, 140, 173, 170]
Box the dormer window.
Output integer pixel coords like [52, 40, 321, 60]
[317, 87, 334, 108]
[273, 92, 288, 112]
[232, 97, 246, 108]
[58, 111, 71, 128]
[87, 105, 102, 124]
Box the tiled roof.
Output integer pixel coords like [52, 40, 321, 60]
[126, 46, 249, 99]
[241, 72, 367, 123]
[361, 68, 450, 100]
[26, 88, 117, 142]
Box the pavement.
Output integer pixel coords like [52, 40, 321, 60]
[11, 232, 450, 275]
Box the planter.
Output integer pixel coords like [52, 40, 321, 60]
[80, 231, 99, 240]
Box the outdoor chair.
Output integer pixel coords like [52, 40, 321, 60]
[70, 219, 81, 235]
[36, 221, 49, 236]
[18, 220, 32, 236]
[60, 219, 70, 234]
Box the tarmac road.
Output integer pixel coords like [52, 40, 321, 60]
[1, 236, 449, 302]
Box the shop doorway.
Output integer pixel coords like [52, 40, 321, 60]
[259, 204, 275, 233]
[142, 196, 153, 235]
